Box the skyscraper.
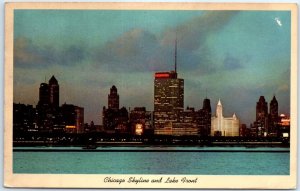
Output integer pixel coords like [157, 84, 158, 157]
[153, 40, 184, 132]
[269, 95, 279, 136]
[108, 85, 119, 110]
[198, 98, 212, 136]
[255, 96, 268, 136]
[103, 86, 129, 134]
[269, 95, 278, 119]
[49, 75, 59, 108]
[153, 71, 184, 130]
[211, 99, 240, 136]
[202, 98, 212, 113]
[38, 83, 49, 106]
[256, 96, 268, 121]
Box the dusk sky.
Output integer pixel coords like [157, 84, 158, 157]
[13, 10, 291, 125]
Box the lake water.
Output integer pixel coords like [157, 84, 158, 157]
[13, 146, 290, 175]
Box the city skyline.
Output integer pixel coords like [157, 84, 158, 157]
[13, 10, 291, 125]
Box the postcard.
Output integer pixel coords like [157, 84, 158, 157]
[4, 2, 298, 189]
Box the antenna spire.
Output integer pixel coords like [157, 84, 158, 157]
[174, 37, 177, 73]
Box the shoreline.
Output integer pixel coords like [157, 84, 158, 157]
[13, 141, 290, 148]
[13, 148, 290, 152]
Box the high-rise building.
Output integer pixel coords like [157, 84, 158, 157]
[103, 86, 129, 134]
[270, 96, 278, 116]
[153, 39, 184, 134]
[256, 96, 268, 121]
[61, 103, 84, 133]
[75, 106, 84, 133]
[255, 96, 268, 136]
[37, 75, 59, 108]
[197, 98, 212, 137]
[211, 99, 240, 136]
[38, 83, 49, 106]
[108, 85, 119, 110]
[154, 71, 184, 127]
[269, 95, 279, 136]
[49, 75, 59, 108]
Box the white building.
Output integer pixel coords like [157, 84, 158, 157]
[211, 99, 240, 136]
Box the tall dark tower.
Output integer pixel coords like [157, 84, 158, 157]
[255, 96, 268, 136]
[199, 98, 212, 137]
[270, 95, 278, 118]
[48, 75, 59, 108]
[256, 96, 268, 121]
[38, 83, 49, 106]
[108, 85, 119, 110]
[202, 98, 211, 113]
[269, 95, 279, 136]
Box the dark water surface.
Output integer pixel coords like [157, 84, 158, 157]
[13, 146, 290, 175]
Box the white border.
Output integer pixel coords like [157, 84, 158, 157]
[2, 1, 299, 190]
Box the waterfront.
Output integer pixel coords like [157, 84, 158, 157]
[13, 146, 289, 175]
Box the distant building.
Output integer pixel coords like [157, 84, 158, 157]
[255, 96, 268, 136]
[37, 75, 59, 108]
[239, 124, 249, 137]
[13, 103, 36, 134]
[38, 83, 49, 107]
[268, 96, 279, 137]
[251, 95, 281, 137]
[18, 75, 85, 134]
[153, 71, 184, 132]
[197, 98, 212, 137]
[114, 107, 129, 134]
[129, 107, 152, 135]
[49, 75, 59, 108]
[211, 99, 240, 136]
[61, 103, 84, 133]
[103, 86, 129, 134]
[153, 39, 185, 135]
[152, 40, 214, 136]
[278, 114, 290, 138]
[108, 85, 119, 110]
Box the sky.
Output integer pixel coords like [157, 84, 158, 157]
[13, 10, 291, 126]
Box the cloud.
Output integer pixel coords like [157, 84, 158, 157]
[14, 37, 88, 68]
[223, 54, 243, 70]
[93, 11, 238, 74]
[161, 11, 238, 50]
[161, 11, 238, 74]
[94, 29, 162, 72]
[14, 37, 44, 67]
[15, 11, 238, 74]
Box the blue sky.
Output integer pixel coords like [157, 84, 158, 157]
[13, 10, 291, 125]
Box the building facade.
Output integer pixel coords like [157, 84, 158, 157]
[108, 85, 119, 110]
[129, 107, 153, 135]
[103, 86, 129, 134]
[49, 75, 59, 108]
[153, 71, 184, 134]
[251, 95, 280, 137]
[61, 103, 84, 133]
[197, 98, 212, 137]
[268, 96, 279, 137]
[32, 76, 84, 134]
[211, 99, 240, 136]
[255, 96, 268, 136]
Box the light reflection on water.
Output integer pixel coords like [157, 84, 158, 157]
[13, 147, 290, 175]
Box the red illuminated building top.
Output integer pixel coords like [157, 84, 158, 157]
[155, 71, 177, 79]
[155, 72, 170, 78]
